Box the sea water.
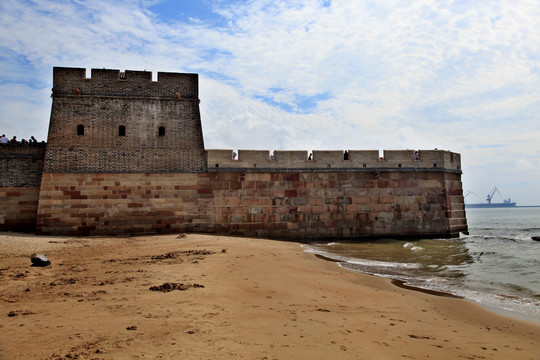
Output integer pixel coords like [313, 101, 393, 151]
[303, 207, 540, 323]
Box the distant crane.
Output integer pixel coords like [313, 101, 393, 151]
[464, 187, 516, 208]
[486, 186, 501, 204]
[464, 191, 477, 198]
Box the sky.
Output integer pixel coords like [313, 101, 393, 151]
[1, 0, 539, 205]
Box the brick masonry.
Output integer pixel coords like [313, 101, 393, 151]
[0, 144, 45, 231]
[0, 143, 46, 187]
[44, 67, 206, 173]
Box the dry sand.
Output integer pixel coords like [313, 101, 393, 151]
[0, 232, 539, 359]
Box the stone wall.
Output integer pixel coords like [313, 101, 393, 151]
[35, 170, 467, 238]
[0, 188, 41, 231]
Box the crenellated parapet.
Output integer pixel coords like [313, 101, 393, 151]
[207, 149, 461, 172]
[51, 67, 198, 100]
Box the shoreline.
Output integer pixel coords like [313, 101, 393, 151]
[322, 253, 540, 326]
[1, 232, 539, 359]
[314, 252, 464, 299]
[312, 246, 540, 325]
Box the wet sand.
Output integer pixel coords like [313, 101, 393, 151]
[1, 232, 539, 359]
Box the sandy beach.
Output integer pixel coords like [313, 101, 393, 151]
[1, 232, 539, 359]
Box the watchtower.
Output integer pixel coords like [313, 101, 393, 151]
[44, 67, 207, 173]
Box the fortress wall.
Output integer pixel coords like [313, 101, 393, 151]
[3, 67, 468, 237]
[36, 173, 211, 235]
[35, 170, 467, 238]
[207, 149, 462, 171]
[0, 144, 46, 187]
[208, 170, 466, 239]
[444, 173, 468, 234]
[0, 144, 46, 231]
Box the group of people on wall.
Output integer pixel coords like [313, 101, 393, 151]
[0, 134, 40, 144]
[231, 149, 421, 162]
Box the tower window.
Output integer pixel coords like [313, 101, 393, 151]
[77, 124, 84, 136]
[119, 125, 126, 136]
[158, 126, 165, 137]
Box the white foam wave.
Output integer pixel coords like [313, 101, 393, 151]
[345, 257, 421, 269]
[302, 245, 420, 269]
[467, 234, 536, 243]
[403, 242, 424, 251]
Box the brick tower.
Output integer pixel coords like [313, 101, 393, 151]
[44, 67, 207, 173]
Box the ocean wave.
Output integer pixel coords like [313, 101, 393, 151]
[403, 242, 424, 251]
[465, 234, 537, 243]
[343, 257, 421, 269]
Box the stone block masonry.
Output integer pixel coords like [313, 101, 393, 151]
[35, 170, 467, 238]
[0, 187, 41, 231]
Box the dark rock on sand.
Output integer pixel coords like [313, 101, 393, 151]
[30, 254, 50, 267]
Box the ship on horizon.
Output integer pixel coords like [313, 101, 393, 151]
[465, 186, 517, 208]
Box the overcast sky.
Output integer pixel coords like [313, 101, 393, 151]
[1, 0, 539, 205]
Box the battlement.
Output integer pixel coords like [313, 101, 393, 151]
[51, 67, 198, 99]
[207, 149, 461, 172]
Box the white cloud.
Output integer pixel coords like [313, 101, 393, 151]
[1, 0, 540, 204]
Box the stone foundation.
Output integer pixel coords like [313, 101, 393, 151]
[35, 170, 467, 238]
[0, 187, 41, 231]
